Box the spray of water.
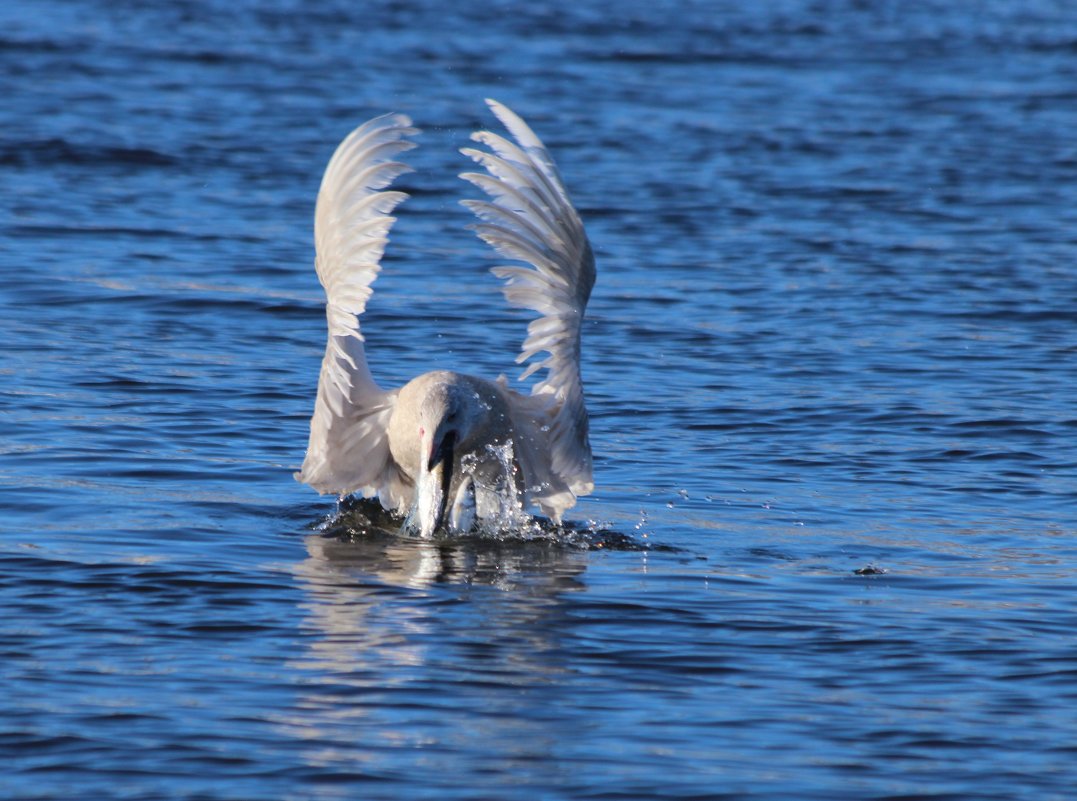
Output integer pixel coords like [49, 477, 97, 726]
[457, 439, 542, 538]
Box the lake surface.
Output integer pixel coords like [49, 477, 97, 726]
[3, 1, 1076, 799]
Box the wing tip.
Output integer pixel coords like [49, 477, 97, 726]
[483, 98, 545, 150]
[374, 110, 416, 130]
[349, 112, 419, 142]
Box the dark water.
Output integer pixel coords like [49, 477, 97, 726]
[3, 1, 1076, 799]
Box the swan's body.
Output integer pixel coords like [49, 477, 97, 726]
[295, 100, 595, 537]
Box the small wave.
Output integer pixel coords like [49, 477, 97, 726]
[316, 496, 673, 552]
[0, 138, 177, 168]
[0, 36, 74, 54]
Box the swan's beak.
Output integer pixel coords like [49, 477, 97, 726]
[416, 459, 445, 538]
[427, 429, 453, 471]
[416, 429, 455, 538]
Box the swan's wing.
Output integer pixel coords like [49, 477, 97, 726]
[296, 113, 418, 497]
[459, 99, 594, 506]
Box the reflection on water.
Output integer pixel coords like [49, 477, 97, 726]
[299, 527, 590, 592]
[277, 521, 590, 789]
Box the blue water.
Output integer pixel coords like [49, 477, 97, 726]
[3, 1, 1076, 799]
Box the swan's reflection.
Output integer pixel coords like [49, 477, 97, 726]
[299, 496, 591, 589]
[277, 502, 590, 778]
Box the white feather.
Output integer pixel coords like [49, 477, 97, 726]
[459, 98, 595, 507]
[295, 114, 418, 496]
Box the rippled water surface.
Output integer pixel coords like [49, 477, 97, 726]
[3, 1, 1076, 799]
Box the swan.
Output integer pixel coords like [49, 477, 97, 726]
[296, 100, 595, 537]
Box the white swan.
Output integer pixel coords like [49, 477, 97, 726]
[296, 100, 595, 537]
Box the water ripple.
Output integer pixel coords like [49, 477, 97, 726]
[2, 0, 1076, 799]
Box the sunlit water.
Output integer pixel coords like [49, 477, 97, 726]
[3, 1, 1076, 799]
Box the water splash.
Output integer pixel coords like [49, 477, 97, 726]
[319, 443, 676, 550]
[319, 495, 673, 552]
[457, 439, 535, 535]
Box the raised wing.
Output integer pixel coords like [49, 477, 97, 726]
[459, 99, 594, 502]
[296, 113, 418, 497]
